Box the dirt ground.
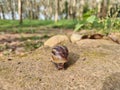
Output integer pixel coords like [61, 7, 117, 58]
[0, 30, 120, 90]
[0, 29, 72, 56]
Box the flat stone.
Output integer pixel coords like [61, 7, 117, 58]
[70, 33, 83, 43]
[44, 35, 69, 47]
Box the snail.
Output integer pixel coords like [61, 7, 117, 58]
[51, 45, 69, 70]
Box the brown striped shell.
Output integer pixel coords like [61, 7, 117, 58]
[51, 45, 69, 64]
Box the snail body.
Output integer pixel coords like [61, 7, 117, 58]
[51, 45, 69, 70]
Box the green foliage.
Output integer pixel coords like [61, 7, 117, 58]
[74, 15, 120, 33]
[0, 18, 119, 34]
[83, 10, 96, 19]
[86, 15, 96, 23]
[74, 23, 84, 31]
[74, 15, 97, 31]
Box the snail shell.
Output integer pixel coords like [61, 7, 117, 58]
[51, 45, 69, 69]
[52, 45, 68, 63]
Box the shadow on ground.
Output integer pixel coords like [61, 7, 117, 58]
[102, 72, 120, 90]
[64, 52, 79, 69]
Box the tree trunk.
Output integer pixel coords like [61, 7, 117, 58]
[26, 0, 30, 19]
[72, 0, 76, 19]
[98, 0, 109, 18]
[30, 1, 34, 19]
[0, 4, 5, 19]
[0, 7, 1, 19]
[10, 0, 15, 20]
[34, 0, 39, 19]
[79, 0, 84, 19]
[18, 0, 23, 24]
[65, 1, 68, 19]
[55, 0, 59, 22]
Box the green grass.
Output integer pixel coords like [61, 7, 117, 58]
[0, 19, 53, 33]
[0, 19, 54, 28]
[0, 19, 77, 33]
[49, 19, 77, 29]
[0, 19, 77, 29]
[20, 35, 50, 41]
[0, 19, 119, 34]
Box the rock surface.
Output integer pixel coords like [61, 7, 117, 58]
[44, 35, 69, 47]
[70, 33, 83, 43]
[0, 40, 120, 90]
[108, 32, 120, 44]
[76, 39, 117, 48]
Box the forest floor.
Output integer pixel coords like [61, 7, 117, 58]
[0, 29, 120, 90]
[0, 28, 72, 56]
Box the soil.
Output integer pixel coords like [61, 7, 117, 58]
[0, 29, 120, 90]
[0, 29, 72, 55]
